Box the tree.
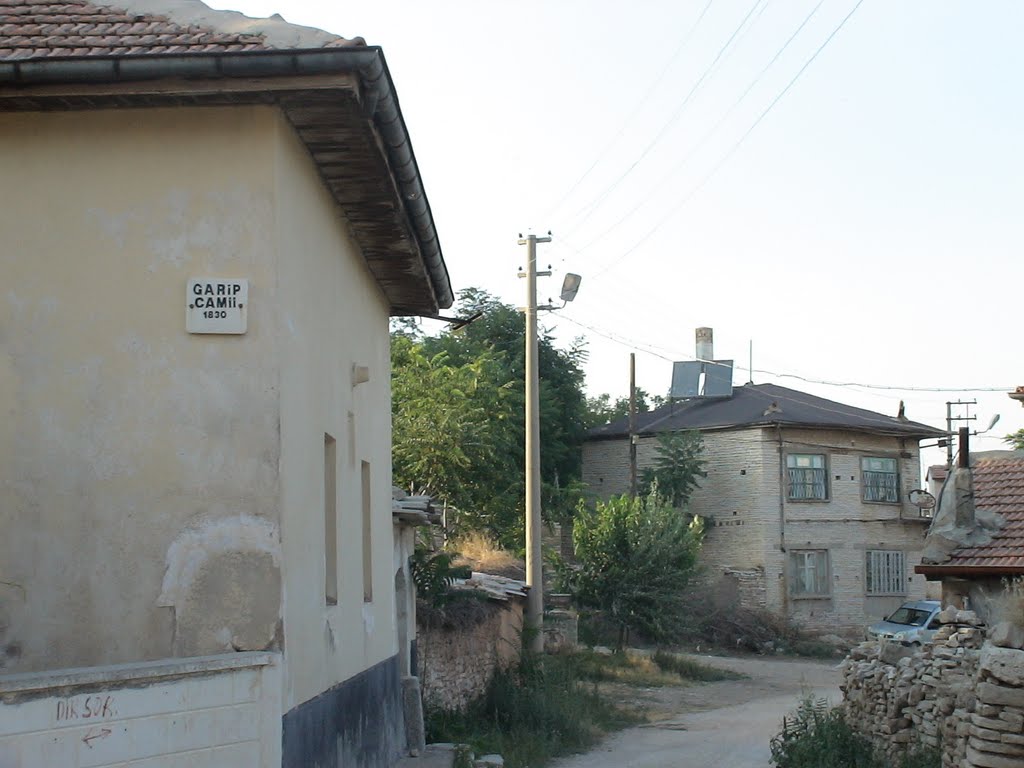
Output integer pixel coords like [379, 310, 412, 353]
[640, 430, 707, 508]
[583, 388, 660, 430]
[391, 336, 515, 527]
[567, 493, 704, 649]
[391, 288, 588, 546]
[1004, 429, 1024, 451]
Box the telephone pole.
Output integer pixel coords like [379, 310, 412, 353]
[946, 400, 977, 468]
[518, 232, 551, 654]
[629, 353, 638, 498]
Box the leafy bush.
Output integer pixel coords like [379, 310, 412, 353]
[565, 493, 704, 649]
[770, 696, 940, 768]
[409, 547, 472, 607]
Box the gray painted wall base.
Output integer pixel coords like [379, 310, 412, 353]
[282, 655, 404, 768]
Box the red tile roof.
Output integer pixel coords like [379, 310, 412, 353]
[946, 457, 1024, 570]
[0, 0, 360, 60]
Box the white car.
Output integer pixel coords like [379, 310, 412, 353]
[866, 600, 942, 646]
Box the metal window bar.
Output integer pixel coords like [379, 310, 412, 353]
[863, 470, 899, 502]
[787, 468, 827, 500]
[867, 551, 905, 594]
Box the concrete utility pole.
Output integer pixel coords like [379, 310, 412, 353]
[946, 400, 977, 468]
[518, 232, 551, 654]
[629, 353, 638, 498]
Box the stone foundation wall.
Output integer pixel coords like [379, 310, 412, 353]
[417, 601, 523, 713]
[723, 566, 767, 609]
[842, 610, 1024, 767]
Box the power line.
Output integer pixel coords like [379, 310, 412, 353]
[539, 0, 717, 223]
[588, 0, 866, 282]
[561, 0, 767, 236]
[577, 0, 828, 252]
[557, 314, 1015, 394]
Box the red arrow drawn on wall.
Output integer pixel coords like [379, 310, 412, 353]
[81, 727, 112, 748]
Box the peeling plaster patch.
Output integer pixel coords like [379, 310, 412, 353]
[214, 626, 234, 651]
[158, 515, 280, 607]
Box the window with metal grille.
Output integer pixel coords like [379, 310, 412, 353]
[862, 457, 899, 503]
[865, 550, 906, 595]
[786, 454, 827, 500]
[790, 550, 830, 596]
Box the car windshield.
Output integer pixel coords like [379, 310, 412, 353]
[886, 607, 931, 627]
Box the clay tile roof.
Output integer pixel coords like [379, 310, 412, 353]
[0, 0, 363, 60]
[947, 457, 1024, 569]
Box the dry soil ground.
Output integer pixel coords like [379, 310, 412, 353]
[551, 653, 841, 768]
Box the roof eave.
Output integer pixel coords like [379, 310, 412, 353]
[915, 563, 1024, 580]
[586, 419, 944, 442]
[0, 47, 452, 313]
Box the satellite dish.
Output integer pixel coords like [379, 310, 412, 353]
[908, 489, 936, 510]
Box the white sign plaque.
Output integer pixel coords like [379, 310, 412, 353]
[186, 278, 248, 334]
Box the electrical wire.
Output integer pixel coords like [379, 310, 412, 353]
[561, 0, 767, 237]
[587, 0, 866, 282]
[556, 314, 1015, 394]
[577, 0, 828, 252]
[539, 0, 717, 223]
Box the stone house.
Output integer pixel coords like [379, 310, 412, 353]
[583, 381, 945, 635]
[917, 453, 1024, 623]
[0, 2, 450, 766]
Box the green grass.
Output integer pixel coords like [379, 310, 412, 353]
[652, 650, 745, 681]
[425, 648, 743, 767]
[426, 652, 640, 768]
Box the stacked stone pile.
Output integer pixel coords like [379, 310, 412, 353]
[968, 624, 1024, 768]
[842, 608, 985, 767]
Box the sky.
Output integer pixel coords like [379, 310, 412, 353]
[213, 0, 1024, 473]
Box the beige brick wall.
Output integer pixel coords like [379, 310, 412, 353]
[582, 425, 933, 634]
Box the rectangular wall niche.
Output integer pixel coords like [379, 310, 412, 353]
[362, 461, 373, 603]
[325, 434, 338, 606]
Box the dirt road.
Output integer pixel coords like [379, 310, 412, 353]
[552, 654, 841, 768]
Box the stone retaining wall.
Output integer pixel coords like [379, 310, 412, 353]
[842, 610, 1024, 767]
[418, 600, 523, 713]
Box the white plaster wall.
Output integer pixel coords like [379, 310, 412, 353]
[0, 107, 282, 672]
[0, 654, 281, 767]
[271, 112, 397, 709]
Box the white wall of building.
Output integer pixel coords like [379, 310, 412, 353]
[0, 106, 283, 673]
[271, 112, 397, 709]
[0, 653, 281, 768]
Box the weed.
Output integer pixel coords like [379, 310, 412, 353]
[770, 696, 940, 768]
[652, 650, 744, 682]
[452, 744, 474, 768]
[426, 652, 639, 768]
[450, 532, 523, 578]
[979, 576, 1024, 626]
[567, 649, 680, 687]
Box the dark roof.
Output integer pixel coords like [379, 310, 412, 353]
[942, 457, 1024, 571]
[588, 383, 944, 440]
